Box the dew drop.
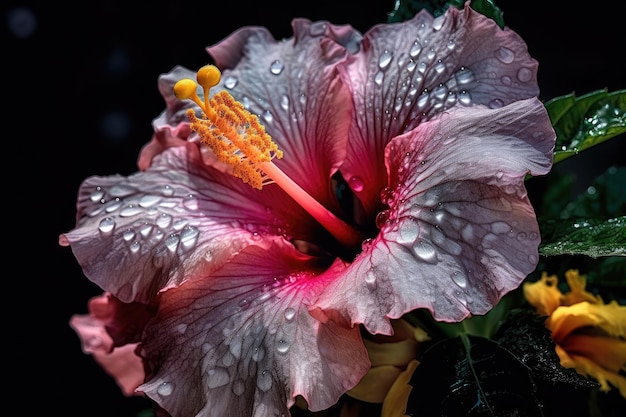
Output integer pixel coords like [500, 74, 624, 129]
[270, 60, 284, 75]
[98, 217, 115, 233]
[207, 367, 231, 388]
[156, 213, 173, 228]
[120, 204, 143, 217]
[280, 94, 289, 111]
[165, 234, 180, 251]
[458, 90, 472, 106]
[364, 269, 377, 289]
[413, 241, 436, 262]
[309, 21, 327, 36]
[257, 370, 272, 392]
[455, 67, 475, 85]
[379, 186, 393, 205]
[162, 184, 174, 196]
[517, 67, 533, 82]
[223, 75, 238, 89]
[157, 382, 173, 396]
[139, 223, 153, 237]
[491, 221, 511, 234]
[90, 187, 105, 202]
[495, 47, 515, 63]
[451, 271, 467, 288]
[276, 339, 290, 354]
[183, 194, 199, 210]
[252, 346, 266, 362]
[397, 218, 420, 244]
[378, 50, 393, 69]
[488, 98, 504, 109]
[348, 176, 364, 192]
[374, 71, 384, 85]
[129, 241, 141, 253]
[232, 379, 246, 396]
[262, 110, 273, 123]
[434, 60, 446, 74]
[409, 41, 422, 57]
[375, 209, 390, 229]
[501, 75, 512, 86]
[123, 229, 135, 241]
[284, 308, 296, 321]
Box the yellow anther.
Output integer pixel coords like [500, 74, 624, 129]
[197, 65, 221, 90]
[175, 65, 282, 189]
[174, 64, 363, 248]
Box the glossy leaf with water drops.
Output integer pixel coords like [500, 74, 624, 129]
[545, 89, 626, 164]
[387, 0, 504, 27]
[539, 216, 625, 258]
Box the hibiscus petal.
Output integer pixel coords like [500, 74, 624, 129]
[312, 98, 554, 331]
[339, 3, 541, 218]
[206, 19, 357, 216]
[138, 241, 369, 416]
[60, 146, 317, 304]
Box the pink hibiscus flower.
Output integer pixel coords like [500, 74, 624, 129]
[62, 3, 555, 416]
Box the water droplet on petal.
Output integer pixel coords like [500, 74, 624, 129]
[284, 308, 296, 321]
[276, 339, 290, 354]
[252, 346, 266, 362]
[157, 382, 173, 396]
[183, 194, 199, 210]
[378, 50, 393, 69]
[375, 210, 390, 229]
[374, 71, 384, 85]
[257, 370, 272, 392]
[98, 217, 115, 233]
[413, 241, 436, 262]
[348, 176, 364, 192]
[270, 60, 284, 75]
[409, 40, 422, 57]
[232, 379, 246, 396]
[280, 95, 289, 111]
[397, 217, 420, 244]
[90, 187, 105, 202]
[364, 269, 377, 289]
[224, 75, 238, 89]
[517, 67, 533, 82]
[309, 21, 327, 36]
[495, 47, 515, 63]
[120, 204, 143, 217]
[451, 271, 467, 288]
[207, 367, 231, 388]
[489, 98, 504, 109]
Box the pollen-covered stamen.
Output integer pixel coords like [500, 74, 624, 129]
[174, 64, 363, 248]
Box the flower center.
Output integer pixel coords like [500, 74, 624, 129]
[173, 65, 363, 249]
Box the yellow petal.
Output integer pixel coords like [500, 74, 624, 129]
[556, 347, 626, 399]
[548, 301, 626, 341]
[560, 269, 604, 306]
[381, 360, 419, 417]
[347, 365, 403, 403]
[523, 272, 562, 316]
[561, 334, 626, 372]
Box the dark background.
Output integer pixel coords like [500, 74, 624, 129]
[4, 1, 624, 416]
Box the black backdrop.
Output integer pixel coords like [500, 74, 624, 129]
[5, 1, 624, 416]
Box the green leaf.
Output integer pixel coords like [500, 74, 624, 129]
[407, 334, 546, 416]
[558, 166, 626, 219]
[545, 89, 626, 164]
[539, 216, 626, 258]
[387, 0, 504, 27]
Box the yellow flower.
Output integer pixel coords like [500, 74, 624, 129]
[345, 319, 428, 413]
[523, 269, 626, 398]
